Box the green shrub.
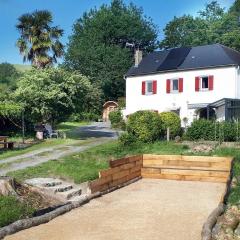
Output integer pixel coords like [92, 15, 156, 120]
[185, 119, 239, 141]
[159, 112, 181, 138]
[185, 119, 215, 141]
[0, 196, 35, 227]
[109, 110, 125, 130]
[119, 132, 138, 146]
[69, 112, 100, 122]
[126, 110, 162, 143]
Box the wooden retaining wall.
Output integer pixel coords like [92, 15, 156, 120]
[90, 154, 233, 193]
[142, 154, 233, 183]
[90, 155, 143, 193]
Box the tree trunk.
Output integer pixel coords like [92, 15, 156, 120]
[0, 176, 17, 196]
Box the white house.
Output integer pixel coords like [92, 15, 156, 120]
[124, 44, 240, 125]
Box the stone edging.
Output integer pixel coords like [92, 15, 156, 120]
[0, 177, 141, 239]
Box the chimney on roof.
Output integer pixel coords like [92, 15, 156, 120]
[135, 49, 142, 67]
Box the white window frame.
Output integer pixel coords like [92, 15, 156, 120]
[170, 78, 179, 93]
[145, 80, 154, 95]
[200, 76, 209, 91]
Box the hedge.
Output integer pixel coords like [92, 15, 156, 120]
[185, 119, 239, 142]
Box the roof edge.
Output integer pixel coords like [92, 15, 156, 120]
[125, 64, 238, 78]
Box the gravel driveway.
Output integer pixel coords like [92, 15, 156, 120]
[0, 122, 118, 175]
[6, 179, 226, 240]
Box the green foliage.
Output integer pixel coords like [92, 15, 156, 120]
[0, 63, 20, 96]
[16, 10, 64, 68]
[13, 68, 100, 123]
[0, 196, 35, 227]
[185, 119, 239, 141]
[160, 1, 240, 52]
[64, 0, 158, 99]
[109, 110, 125, 129]
[159, 112, 181, 138]
[119, 132, 138, 146]
[125, 110, 162, 143]
[0, 102, 23, 118]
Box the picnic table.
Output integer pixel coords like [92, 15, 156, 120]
[0, 136, 14, 149]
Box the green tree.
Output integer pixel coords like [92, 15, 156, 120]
[16, 10, 64, 69]
[13, 68, 99, 123]
[64, 0, 158, 99]
[160, 1, 226, 49]
[0, 63, 19, 95]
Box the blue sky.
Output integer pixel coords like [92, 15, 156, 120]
[0, 0, 235, 64]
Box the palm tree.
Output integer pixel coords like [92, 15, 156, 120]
[16, 10, 64, 69]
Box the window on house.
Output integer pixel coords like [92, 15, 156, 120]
[146, 81, 153, 94]
[201, 76, 209, 90]
[171, 79, 179, 92]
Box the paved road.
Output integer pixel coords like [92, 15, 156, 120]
[0, 122, 117, 175]
[6, 179, 225, 240]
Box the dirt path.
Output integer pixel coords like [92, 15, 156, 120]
[0, 122, 117, 175]
[6, 179, 225, 240]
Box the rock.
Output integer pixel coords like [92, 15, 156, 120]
[0, 176, 17, 196]
[234, 223, 240, 239]
[222, 210, 239, 229]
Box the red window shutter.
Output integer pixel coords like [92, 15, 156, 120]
[195, 77, 200, 91]
[166, 79, 171, 93]
[153, 80, 157, 94]
[179, 78, 183, 92]
[209, 75, 214, 90]
[142, 81, 146, 95]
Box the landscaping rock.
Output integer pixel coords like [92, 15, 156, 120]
[192, 144, 214, 153]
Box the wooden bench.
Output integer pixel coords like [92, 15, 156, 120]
[0, 142, 14, 149]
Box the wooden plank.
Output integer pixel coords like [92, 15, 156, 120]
[90, 176, 112, 188]
[109, 155, 142, 168]
[90, 183, 109, 193]
[112, 169, 130, 181]
[99, 163, 135, 178]
[142, 163, 230, 171]
[141, 173, 228, 183]
[130, 165, 142, 174]
[141, 167, 229, 177]
[143, 154, 233, 163]
[143, 159, 231, 170]
[160, 168, 229, 178]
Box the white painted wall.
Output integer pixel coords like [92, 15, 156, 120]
[125, 66, 238, 124]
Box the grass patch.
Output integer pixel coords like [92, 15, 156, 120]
[0, 121, 89, 161]
[0, 195, 35, 227]
[9, 141, 188, 183]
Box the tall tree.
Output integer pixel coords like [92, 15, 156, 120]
[64, 0, 158, 100]
[16, 10, 64, 69]
[160, 1, 226, 49]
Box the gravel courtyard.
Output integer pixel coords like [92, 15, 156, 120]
[6, 179, 226, 240]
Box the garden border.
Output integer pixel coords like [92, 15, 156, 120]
[201, 158, 234, 240]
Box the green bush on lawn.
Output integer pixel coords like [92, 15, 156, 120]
[0, 195, 35, 227]
[159, 112, 181, 138]
[125, 110, 162, 143]
[185, 119, 239, 141]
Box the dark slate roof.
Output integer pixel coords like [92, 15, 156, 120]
[126, 44, 240, 77]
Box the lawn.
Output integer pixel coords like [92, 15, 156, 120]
[8, 141, 190, 183]
[0, 121, 89, 161]
[0, 195, 35, 227]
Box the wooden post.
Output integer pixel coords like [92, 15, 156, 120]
[167, 127, 170, 142]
